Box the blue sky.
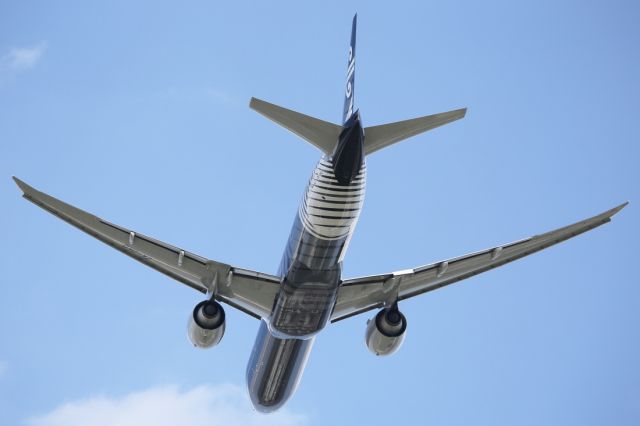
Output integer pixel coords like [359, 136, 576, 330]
[1, 1, 638, 425]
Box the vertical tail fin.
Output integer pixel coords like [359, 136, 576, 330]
[342, 14, 357, 124]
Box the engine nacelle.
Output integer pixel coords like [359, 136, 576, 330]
[365, 306, 407, 356]
[187, 300, 226, 348]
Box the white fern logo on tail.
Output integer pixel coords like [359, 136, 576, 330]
[345, 47, 355, 121]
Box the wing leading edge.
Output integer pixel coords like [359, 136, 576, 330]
[13, 177, 280, 320]
[331, 202, 628, 322]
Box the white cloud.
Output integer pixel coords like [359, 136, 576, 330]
[26, 384, 307, 426]
[2, 43, 47, 72]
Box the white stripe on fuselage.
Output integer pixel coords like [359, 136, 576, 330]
[299, 157, 365, 241]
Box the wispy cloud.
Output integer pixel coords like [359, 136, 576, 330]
[1, 42, 47, 72]
[205, 87, 241, 106]
[26, 383, 307, 426]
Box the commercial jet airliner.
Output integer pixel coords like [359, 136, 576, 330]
[14, 15, 627, 413]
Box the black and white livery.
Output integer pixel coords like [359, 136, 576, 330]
[14, 14, 627, 413]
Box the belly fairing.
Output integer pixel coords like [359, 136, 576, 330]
[269, 261, 341, 338]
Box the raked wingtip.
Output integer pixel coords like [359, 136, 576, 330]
[12, 176, 37, 196]
[609, 201, 629, 217]
[12, 176, 27, 193]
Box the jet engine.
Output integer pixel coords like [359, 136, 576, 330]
[365, 305, 407, 356]
[187, 300, 226, 348]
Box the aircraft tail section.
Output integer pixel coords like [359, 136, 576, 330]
[249, 97, 341, 155]
[343, 14, 357, 124]
[363, 108, 467, 155]
[250, 14, 466, 157]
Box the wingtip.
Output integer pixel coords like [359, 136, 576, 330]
[610, 201, 629, 216]
[600, 201, 629, 220]
[12, 176, 30, 194]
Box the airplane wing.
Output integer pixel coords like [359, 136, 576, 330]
[331, 202, 627, 322]
[13, 177, 280, 320]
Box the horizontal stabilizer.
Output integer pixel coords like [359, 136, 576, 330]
[364, 108, 467, 155]
[250, 97, 341, 155]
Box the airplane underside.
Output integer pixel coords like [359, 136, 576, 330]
[12, 13, 626, 415]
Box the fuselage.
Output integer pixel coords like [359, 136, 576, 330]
[246, 113, 365, 412]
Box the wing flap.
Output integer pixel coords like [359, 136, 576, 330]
[332, 202, 627, 322]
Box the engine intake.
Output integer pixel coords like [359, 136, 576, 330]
[365, 305, 407, 356]
[187, 300, 226, 348]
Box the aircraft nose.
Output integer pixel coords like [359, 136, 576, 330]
[249, 394, 288, 414]
[245, 321, 314, 413]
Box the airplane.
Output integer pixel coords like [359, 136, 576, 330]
[13, 14, 627, 413]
